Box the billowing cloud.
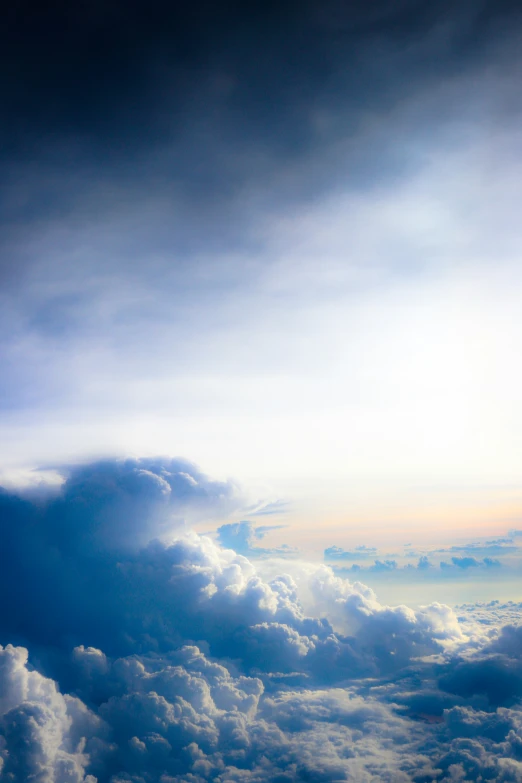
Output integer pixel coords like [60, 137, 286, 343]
[1, 457, 522, 782]
[52, 457, 243, 552]
[0, 643, 103, 783]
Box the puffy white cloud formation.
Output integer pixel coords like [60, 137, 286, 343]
[2, 458, 522, 782]
[0, 644, 101, 783]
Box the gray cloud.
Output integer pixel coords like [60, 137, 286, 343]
[2, 0, 522, 313]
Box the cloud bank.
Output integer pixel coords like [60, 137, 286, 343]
[1, 458, 522, 781]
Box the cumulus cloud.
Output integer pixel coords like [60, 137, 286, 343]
[2, 458, 522, 781]
[369, 559, 398, 573]
[53, 457, 243, 551]
[0, 644, 103, 783]
[216, 521, 297, 558]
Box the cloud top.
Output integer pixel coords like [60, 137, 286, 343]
[1, 459, 522, 780]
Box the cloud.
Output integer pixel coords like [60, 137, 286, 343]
[3, 3, 522, 508]
[4, 1, 522, 779]
[0, 644, 103, 783]
[483, 557, 502, 568]
[32, 457, 242, 552]
[243, 500, 291, 517]
[449, 557, 481, 570]
[2, 457, 522, 781]
[324, 546, 378, 561]
[436, 542, 519, 557]
[369, 559, 398, 572]
[216, 521, 297, 558]
[2, 0, 518, 234]
[332, 551, 507, 582]
[440, 557, 503, 571]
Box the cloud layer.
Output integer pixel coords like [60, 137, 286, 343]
[2, 459, 522, 781]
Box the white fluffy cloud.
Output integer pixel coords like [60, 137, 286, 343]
[0, 644, 102, 783]
[2, 459, 522, 782]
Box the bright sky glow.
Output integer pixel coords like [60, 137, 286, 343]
[2, 123, 522, 547]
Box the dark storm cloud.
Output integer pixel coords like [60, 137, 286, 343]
[2, 0, 522, 253]
[2, 0, 522, 426]
[0, 0, 507, 159]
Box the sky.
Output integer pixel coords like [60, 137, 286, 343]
[2, 2, 522, 781]
[2, 0, 522, 546]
